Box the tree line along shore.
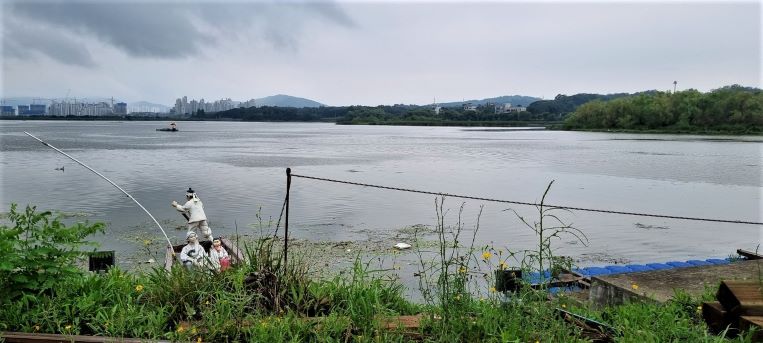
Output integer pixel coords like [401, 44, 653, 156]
[5, 85, 761, 134]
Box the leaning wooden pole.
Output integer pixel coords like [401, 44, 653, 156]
[284, 168, 292, 267]
[24, 131, 174, 249]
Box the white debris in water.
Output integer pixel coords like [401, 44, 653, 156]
[147, 258, 155, 264]
[393, 242, 412, 250]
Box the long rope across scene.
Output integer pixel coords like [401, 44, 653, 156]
[24, 132, 174, 248]
[291, 173, 763, 226]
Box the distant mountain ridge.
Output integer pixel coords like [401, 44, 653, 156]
[437, 95, 541, 108]
[254, 94, 324, 108]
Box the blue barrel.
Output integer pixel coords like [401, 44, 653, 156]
[665, 261, 693, 268]
[705, 258, 729, 265]
[604, 265, 631, 274]
[645, 263, 672, 270]
[582, 267, 612, 276]
[686, 260, 711, 266]
[624, 264, 653, 272]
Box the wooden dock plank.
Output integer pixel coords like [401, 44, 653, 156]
[561, 268, 591, 289]
[221, 237, 245, 262]
[164, 245, 174, 272]
[737, 249, 763, 260]
[702, 301, 735, 334]
[739, 316, 763, 341]
[0, 331, 168, 343]
[716, 280, 763, 316]
[379, 315, 422, 330]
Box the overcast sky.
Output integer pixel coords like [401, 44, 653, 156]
[2, 1, 760, 106]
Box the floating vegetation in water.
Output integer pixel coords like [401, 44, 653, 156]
[53, 210, 93, 218]
[635, 222, 671, 230]
[576, 252, 631, 265]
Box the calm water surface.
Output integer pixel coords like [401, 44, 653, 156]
[1, 121, 761, 274]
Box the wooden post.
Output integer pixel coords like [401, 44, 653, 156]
[284, 168, 291, 267]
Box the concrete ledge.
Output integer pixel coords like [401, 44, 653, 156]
[589, 259, 763, 308]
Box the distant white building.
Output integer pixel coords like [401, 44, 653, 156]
[495, 103, 526, 114]
[49, 101, 113, 116]
[462, 103, 477, 112]
[173, 96, 237, 114]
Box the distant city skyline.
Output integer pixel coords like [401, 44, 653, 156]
[2, 1, 760, 106]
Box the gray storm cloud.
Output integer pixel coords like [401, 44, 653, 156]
[4, 16, 97, 67]
[3, 1, 355, 66]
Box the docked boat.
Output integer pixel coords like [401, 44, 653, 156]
[156, 122, 178, 132]
[164, 237, 244, 271]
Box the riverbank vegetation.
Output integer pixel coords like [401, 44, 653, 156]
[1, 203, 758, 342]
[6, 85, 760, 134]
[563, 85, 763, 134]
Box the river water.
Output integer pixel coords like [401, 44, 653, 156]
[1, 120, 761, 275]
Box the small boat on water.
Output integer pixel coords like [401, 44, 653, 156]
[164, 237, 244, 271]
[156, 122, 178, 132]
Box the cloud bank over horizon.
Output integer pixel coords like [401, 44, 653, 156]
[2, 1, 760, 106]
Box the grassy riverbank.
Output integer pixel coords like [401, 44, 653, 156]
[1, 204, 758, 342]
[557, 126, 763, 135]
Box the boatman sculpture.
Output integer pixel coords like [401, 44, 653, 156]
[172, 187, 213, 241]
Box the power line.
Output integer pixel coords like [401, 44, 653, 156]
[290, 173, 762, 226]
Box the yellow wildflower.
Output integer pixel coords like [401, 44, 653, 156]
[482, 251, 492, 260]
[135, 284, 144, 292]
[489, 287, 496, 293]
[143, 239, 151, 246]
[64, 324, 72, 330]
[458, 266, 467, 274]
[196, 337, 202, 343]
[498, 262, 508, 270]
[205, 300, 210, 305]
[561, 304, 567, 308]
[191, 327, 198, 335]
[631, 284, 639, 290]
[33, 325, 40, 332]
[455, 294, 462, 300]
[176, 325, 185, 333]
[696, 306, 702, 313]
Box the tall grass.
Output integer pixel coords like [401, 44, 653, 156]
[1, 202, 758, 342]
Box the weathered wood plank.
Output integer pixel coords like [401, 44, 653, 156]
[737, 249, 763, 260]
[164, 245, 174, 272]
[739, 316, 763, 341]
[561, 268, 591, 289]
[702, 301, 736, 334]
[0, 331, 168, 343]
[221, 237, 245, 262]
[379, 315, 422, 330]
[717, 280, 763, 316]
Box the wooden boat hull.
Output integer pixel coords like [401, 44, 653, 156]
[164, 237, 244, 271]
